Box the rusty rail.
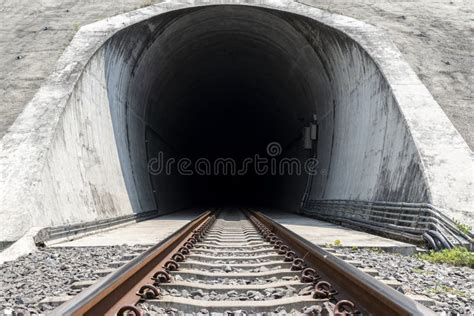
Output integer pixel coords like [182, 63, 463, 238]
[246, 210, 435, 316]
[52, 210, 215, 316]
[52, 209, 436, 315]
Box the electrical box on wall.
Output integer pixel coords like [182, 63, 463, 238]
[304, 126, 312, 149]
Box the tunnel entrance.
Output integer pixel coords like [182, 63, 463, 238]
[1, 0, 470, 245]
[140, 6, 317, 210]
[105, 4, 428, 216]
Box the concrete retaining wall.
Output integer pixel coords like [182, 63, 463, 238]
[0, 0, 471, 242]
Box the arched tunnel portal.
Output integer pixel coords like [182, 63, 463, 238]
[105, 5, 428, 213]
[0, 2, 471, 245]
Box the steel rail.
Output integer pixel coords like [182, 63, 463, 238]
[247, 210, 436, 316]
[52, 209, 436, 315]
[52, 210, 214, 316]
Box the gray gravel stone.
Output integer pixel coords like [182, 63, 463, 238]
[162, 287, 300, 302]
[334, 247, 473, 315]
[135, 302, 333, 315]
[0, 245, 150, 314]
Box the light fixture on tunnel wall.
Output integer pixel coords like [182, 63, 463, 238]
[301, 114, 319, 207]
[304, 127, 312, 149]
[304, 114, 318, 150]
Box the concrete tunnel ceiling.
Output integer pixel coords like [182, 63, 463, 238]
[104, 5, 429, 213]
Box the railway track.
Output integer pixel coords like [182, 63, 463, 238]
[53, 210, 435, 315]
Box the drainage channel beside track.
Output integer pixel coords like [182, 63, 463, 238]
[52, 209, 435, 315]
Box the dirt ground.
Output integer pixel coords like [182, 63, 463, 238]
[0, 0, 472, 148]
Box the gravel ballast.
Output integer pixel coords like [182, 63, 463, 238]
[135, 302, 335, 315]
[1, 245, 472, 315]
[0, 245, 149, 314]
[160, 286, 300, 301]
[333, 247, 473, 315]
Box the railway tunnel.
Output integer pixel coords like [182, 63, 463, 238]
[0, 2, 471, 246]
[105, 5, 428, 213]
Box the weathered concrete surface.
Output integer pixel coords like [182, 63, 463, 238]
[1, 0, 472, 149]
[0, 227, 44, 264]
[49, 210, 201, 247]
[0, 0, 472, 242]
[300, 0, 473, 150]
[262, 210, 416, 253]
[0, 0, 164, 140]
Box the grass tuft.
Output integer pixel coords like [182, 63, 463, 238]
[417, 247, 474, 268]
[452, 218, 472, 235]
[427, 284, 468, 298]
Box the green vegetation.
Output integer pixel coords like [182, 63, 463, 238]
[452, 219, 472, 235]
[411, 267, 433, 275]
[417, 247, 474, 268]
[426, 284, 468, 298]
[73, 22, 81, 32]
[369, 247, 383, 254]
[325, 240, 343, 248]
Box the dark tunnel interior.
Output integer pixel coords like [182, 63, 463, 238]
[135, 7, 317, 211]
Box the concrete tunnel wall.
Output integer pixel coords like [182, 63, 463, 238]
[0, 1, 472, 242]
[105, 5, 429, 214]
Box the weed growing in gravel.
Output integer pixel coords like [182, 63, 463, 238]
[417, 247, 474, 268]
[369, 247, 383, 254]
[411, 267, 434, 275]
[427, 284, 469, 299]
